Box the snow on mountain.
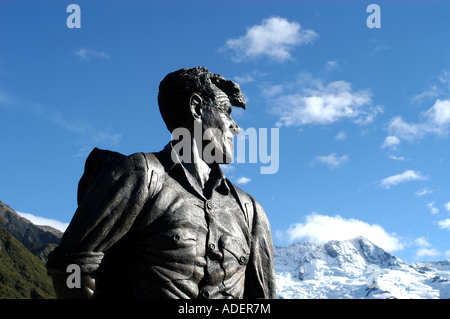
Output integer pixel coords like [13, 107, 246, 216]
[274, 236, 450, 299]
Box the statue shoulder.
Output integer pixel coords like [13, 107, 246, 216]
[110, 151, 166, 198]
[77, 148, 126, 204]
[77, 148, 165, 205]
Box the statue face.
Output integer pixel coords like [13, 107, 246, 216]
[201, 91, 240, 164]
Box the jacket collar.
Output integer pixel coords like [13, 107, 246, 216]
[157, 141, 230, 200]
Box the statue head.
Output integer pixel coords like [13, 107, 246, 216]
[158, 66, 246, 163]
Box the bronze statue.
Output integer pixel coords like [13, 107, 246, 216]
[46, 66, 276, 299]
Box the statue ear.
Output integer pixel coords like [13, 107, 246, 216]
[189, 93, 203, 121]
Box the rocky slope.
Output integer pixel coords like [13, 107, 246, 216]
[0, 200, 62, 261]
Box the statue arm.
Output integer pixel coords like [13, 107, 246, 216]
[47, 153, 151, 298]
[244, 197, 277, 299]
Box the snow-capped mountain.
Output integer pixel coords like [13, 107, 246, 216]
[274, 236, 450, 299]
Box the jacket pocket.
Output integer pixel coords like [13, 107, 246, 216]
[139, 228, 198, 282]
[220, 236, 250, 298]
[222, 236, 250, 266]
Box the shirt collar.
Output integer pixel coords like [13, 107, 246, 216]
[157, 142, 230, 199]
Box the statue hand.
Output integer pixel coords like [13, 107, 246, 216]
[52, 274, 96, 299]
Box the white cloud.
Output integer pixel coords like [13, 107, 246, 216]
[412, 70, 450, 103]
[371, 43, 391, 55]
[412, 85, 440, 103]
[424, 99, 450, 126]
[438, 70, 450, 85]
[414, 237, 440, 260]
[222, 16, 318, 62]
[438, 218, 450, 230]
[261, 84, 284, 98]
[387, 99, 450, 142]
[415, 188, 433, 197]
[233, 74, 255, 84]
[281, 213, 404, 252]
[414, 237, 431, 248]
[236, 176, 251, 185]
[0, 90, 122, 151]
[427, 201, 439, 215]
[233, 70, 268, 85]
[93, 130, 122, 146]
[273, 80, 380, 127]
[444, 201, 450, 211]
[380, 170, 427, 189]
[381, 135, 400, 149]
[74, 48, 110, 61]
[17, 212, 68, 232]
[416, 248, 440, 259]
[314, 153, 348, 169]
[335, 131, 346, 141]
[50, 112, 122, 149]
[387, 117, 425, 141]
[220, 164, 235, 173]
[325, 60, 339, 72]
[389, 155, 407, 161]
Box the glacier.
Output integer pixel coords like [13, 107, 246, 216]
[274, 236, 450, 299]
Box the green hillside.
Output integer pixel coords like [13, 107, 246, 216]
[0, 200, 63, 262]
[0, 226, 56, 299]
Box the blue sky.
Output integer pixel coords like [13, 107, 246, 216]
[1, 0, 450, 263]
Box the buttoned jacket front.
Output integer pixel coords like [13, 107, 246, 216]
[47, 143, 276, 299]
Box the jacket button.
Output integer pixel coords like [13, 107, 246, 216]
[206, 201, 213, 210]
[209, 243, 216, 250]
[239, 256, 246, 265]
[173, 234, 180, 241]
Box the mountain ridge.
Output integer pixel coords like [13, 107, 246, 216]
[1, 199, 449, 299]
[274, 237, 450, 299]
[0, 200, 62, 299]
[0, 200, 62, 261]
